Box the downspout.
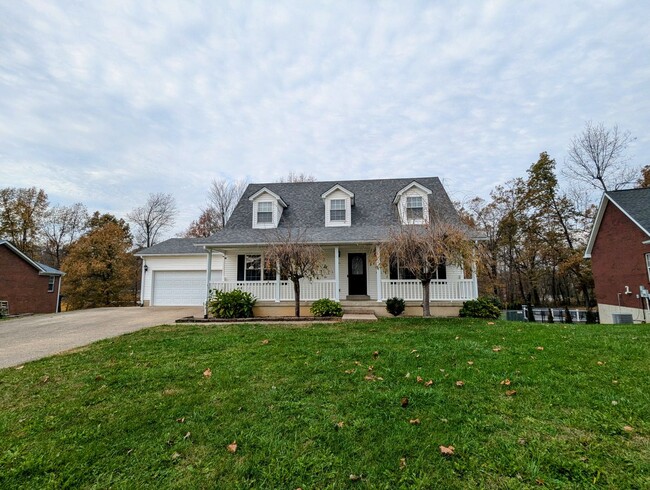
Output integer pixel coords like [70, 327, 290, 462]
[140, 259, 147, 307]
[56, 276, 62, 313]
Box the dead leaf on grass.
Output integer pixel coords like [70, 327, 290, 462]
[364, 374, 382, 381]
[439, 445, 455, 456]
[487, 322, 495, 325]
[416, 376, 423, 383]
[349, 474, 362, 481]
[95, 375, 104, 381]
[424, 380, 433, 387]
[535, 478, 544, 486]
[373, 350, 379, 358]
[227, 441, 238, 453]
[354, 361, 362, 366]
[400, 457, 407, 470]
[171, 451, 181, 460]
[15, 365, 24, 370]
[401, 397, 409, 407]
[597, 361, 604, 366]
[203, 368, 212, 378]
[505, 390, 517, 396]
[344, 369, 356, 374]
[41, 375, 49, 383]
[455, 380, 465, 387]
[500, 379, 511, 386]
[261, 339, 269, 345]
[183, 432, 191, 440]
[410, 349, 417, 354]
[536, 346, 544, 351]
[409, 418, 421, 425]
[492, 347, 502, 352]
[176, 417, 185, 423]
[335, 421, 344, 429]
[455, 336, 460, 340]
[467, 361, 474, 365]
[623, 425, 634, 432]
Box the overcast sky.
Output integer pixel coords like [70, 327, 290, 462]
[1, 1, 649, 235]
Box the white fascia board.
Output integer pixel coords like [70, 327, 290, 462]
[392, 181, 433, 204]
[248, 187, 287, 208]
[321, 184, 355, 205]
[585, 193, 650, 258]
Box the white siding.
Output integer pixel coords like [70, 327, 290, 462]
[252, 191, 283, 229]
[397, 187, 430, 225]
[324, 189, 352, 227]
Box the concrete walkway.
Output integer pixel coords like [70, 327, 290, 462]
[0, 306, 201, 369]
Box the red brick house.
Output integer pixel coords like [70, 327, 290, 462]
[0, 240, 64, 315]
[585, 188, 650, 324]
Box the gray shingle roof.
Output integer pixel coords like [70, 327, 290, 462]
[135, 238, 206, 256]
[607, 188, 650, 235]
[199, 177, 476, 246]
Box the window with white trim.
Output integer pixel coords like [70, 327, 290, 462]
[245, 255, 262, 281]
[257, 201, 273, 224]
[330, 199, 346, 222]
[406, 196, 423, 220]
[48, 276, 55, 292]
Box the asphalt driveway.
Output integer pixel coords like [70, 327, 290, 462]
[0, 307, 202, 369]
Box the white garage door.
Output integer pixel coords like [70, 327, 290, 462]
[152, 270, 222, 306]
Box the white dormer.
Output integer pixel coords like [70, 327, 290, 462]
[393, 181, 432, 224]
[249, 187, 287, 229]
[321, 184, 354, 227]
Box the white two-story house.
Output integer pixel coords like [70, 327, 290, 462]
[186, 177, 480, 317]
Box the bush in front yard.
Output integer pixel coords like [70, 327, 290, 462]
[310, 298, 343, 317]
[459, 297, 501, 320]
[386, 297, 406, 316]
[208, 289, 256, 318]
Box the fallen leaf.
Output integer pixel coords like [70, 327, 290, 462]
[261, 339, 269, 345]
[176, 417, 185, 423]
[183, 432, 191, 440]
[373, 351, 379, 358]
[505, 390, 517, 396]
[467, 361, 474, 365]
[455, 380, 465, 387]
[344, 369, 356, 374]
[364, 374, 381, 381]
[367, 365, 374, 371]
[500, 379, 511, 386]
[401, 397, 409, 407]
[424, 380, 433, 387]
[536, 346, 544, 351]
[612, 400, 618, 405]
[597, 361, 604, 366]
[227, 441, 238, 453]
[409, 418, 421, 425]
[354, 361, 362, 366]
[410, 349, 417, 354]
[405, 372, 411, 378]
[416, 376, 423, 383]
[518, 438, 527, 445]
[535, 478, 544, 486]
[349, 474, 362, 481]
[203, 368, 212, 378]
[41, 375, 49, 383]
[399, 457, 407, 470]
[336, 421, 344, 429]
[623, 425, 634, 432]
[612, 380, 619, 384]
[455, 336, 460, 340]
[439, 445, 455, 456]
[487, 321, 495, 325]
[15, 365, 24, 370]
[127, 448, 134, 455]
[95, 375, 104, 381]
[171, 451, 181, 460]
[492, 347, 502, 352]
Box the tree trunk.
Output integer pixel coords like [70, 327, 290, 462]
[422, 280, 431, 317]
[293, 279, 301, 317]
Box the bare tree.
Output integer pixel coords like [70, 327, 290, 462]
[377, 218, 475, 317]
[278, 172, 316, 183]
[207, 178, 248, 229]
[43, 203, 88, 268]
[183, 206, 221, 238]
[264, 230, 328, 317]
[564, 121, 637, 192]
[127, 192, 177, 249]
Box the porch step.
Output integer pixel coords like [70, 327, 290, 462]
[342, 313, 377, 322]
[342, 307, 377, 315]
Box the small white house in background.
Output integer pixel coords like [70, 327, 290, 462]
[135, 238, 224, 306]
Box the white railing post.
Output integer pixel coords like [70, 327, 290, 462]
[275, 260, 281, 303]
[334, 247, 340, 301]
[204, 249, 213, 318]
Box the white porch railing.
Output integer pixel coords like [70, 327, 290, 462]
[210, 280, 337, 302]
[381, 279, 476, 302]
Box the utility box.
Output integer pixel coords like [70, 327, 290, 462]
[612, 313, 633, 324]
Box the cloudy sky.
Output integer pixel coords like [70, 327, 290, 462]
[1, 1, 649, 234]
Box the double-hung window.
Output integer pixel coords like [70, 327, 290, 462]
[48, 276, 55, 292]
[406, 196, 423, 220]
[245, 255, 262, 281]
[257, 202, 273, 224]
[330, 199, 346, 222]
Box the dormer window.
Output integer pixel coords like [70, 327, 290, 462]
[249, 187, 287, 229]
[394, 181, 432, 225]
[257, 202, 273, 224]
[330, 199, 346, 222]
[406, 196, 423, 220]
[321, 184, 354, 227]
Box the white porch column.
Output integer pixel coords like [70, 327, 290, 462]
[334, 247, 340, 301]
[275, 260, 281, 303]
[471, 262, 478, 299]
[204, 248, 213, 318]
[139, 259, 147, 306]
[376, 245, 382, 302]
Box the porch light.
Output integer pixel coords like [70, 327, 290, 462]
[144, 265, 149, 272]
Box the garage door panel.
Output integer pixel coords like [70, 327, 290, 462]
[152, 271, 221, 306]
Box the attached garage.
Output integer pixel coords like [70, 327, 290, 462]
[152, 270, 222, 306]
[135, 238, 224, 307]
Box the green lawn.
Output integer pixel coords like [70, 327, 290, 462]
[1, 319, 648, 489]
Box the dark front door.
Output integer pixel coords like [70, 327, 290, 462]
[348, 253, 367, 295]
